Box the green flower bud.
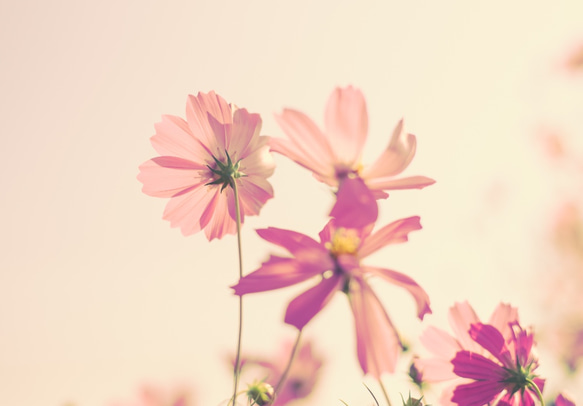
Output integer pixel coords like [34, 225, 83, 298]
[246, 380, 274, 406]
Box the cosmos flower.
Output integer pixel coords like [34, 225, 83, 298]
[414, 301, 519, 405]
[231, 215, 431, 376]
[138, 91, 275, 240]
[271, 86, 434, 227]
[451, 322, 545, 406]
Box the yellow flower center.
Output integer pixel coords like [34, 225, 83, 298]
[325, 228, 361, 257]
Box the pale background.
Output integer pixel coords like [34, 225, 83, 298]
[1, 0, 583, 405]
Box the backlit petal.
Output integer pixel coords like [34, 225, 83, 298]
[358, 216, 422, 258]
[330, 177, 378, 228]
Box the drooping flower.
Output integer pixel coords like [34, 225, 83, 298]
[413, 301, 519, 405]
[238, 339, 323, 405]
[138, 91, 275, 240]
[271, 86, 434, 227]
[231, 216, 431, 376]
[451, 322, 545, 406]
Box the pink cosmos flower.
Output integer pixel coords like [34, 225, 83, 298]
[138, 91, 275, 240]
[231, 216, 431, 376]
[451, 322, 545, 406]
[414, 301, 519, 405]
[239, 339, 323, 405]
[271, 86, 434, 228]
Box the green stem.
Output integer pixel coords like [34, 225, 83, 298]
[231, 182, 244, 406]
[526, 378, 545, 406]
[271, 330, 303, 404]
[377, 378, 392, 406]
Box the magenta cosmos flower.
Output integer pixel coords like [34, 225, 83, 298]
[451, 322, 545, 406]
[231, 216, 431, 376]
[271, 86, 434, 228]
[414, 302, 519, 405]
[138, 91, 275, 240]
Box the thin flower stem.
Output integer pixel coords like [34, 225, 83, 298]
[231, 182, 245, 406]
[271, 330, 303, 404]
[526, 378, 545, 406]
[377, 378, 392, 406]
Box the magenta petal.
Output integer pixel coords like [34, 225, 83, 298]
[556, 393, 576, 406]
[487, 302, 519, 341]
[358, 216, 422, 258]
[452, 351, 507, 381]
[349, 279, 401, 377]
[284, 275, 342, 330]
[256, 227, 324, 255]
[330, 177, 378, 228]
[448, 301, 483, 354]
[231, 252, 327, 295]
[469, 323, 513, 368]
[451, 379, 507, 406]
[364, 266, 430, 320]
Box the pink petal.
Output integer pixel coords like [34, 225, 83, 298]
[452, 351, 507, 381]
[358, 216, 422, 258]
[361, 119, 415, 179]
[273, 109, 337, 184]
[284, 275, 342, 330]
[349, 279, 401, 377]
[324, 86, 368, 165]
[468, 323, 514, 368]
[231, 252, 328, 295]
[451, 379, 507, 406]
[366, 175, 436, 192]
[413, 357, 457, 382]
[240, 137, 276, 178]
[419, 325, 461, 359]
[161, 185, 217, 236]
[556, 393, 576, 406]
[138, 157, 206, 198]
[487, 303, 519, 341]
[185, 91, 232, 153]
[363, 266, 431, 319]
[236, 177, 274, 216]
[448, 301, 483, 354]
[207, 114, 233, 162]
[201, 186, 237, 240]
[151, 114, 209, 161]
[329, 177, 378, 228]
[230, 108, 262, 159]
[256, 227, 325, 255]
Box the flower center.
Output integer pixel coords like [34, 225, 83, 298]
[325, 228, 361, 258]
[205, 150, 244, 191]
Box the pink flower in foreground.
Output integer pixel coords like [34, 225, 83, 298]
[271, 86, 434, 228]
[138, 91, 275, 240]
[451, 322, 545, 406]
[240, 340, 323, 405]
[414, 302, 519, 405]
[231, 216, 431, 376]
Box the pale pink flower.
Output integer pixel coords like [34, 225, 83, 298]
[414, 301, 518, 405]
[271, 86, 434, 228]
[231, 216, 431, 376]
[451, 322, 545, 406]
[138, 91, 275, 240]
[239, 340, 323, 405]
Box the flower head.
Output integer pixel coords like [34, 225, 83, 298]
[451, 322, 545, 406]
[271, 86, 434, 227]
[231, 216, 431, 376]
[138, 91, 275, 240]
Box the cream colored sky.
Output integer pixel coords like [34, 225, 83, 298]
[1, 1, 583, 405]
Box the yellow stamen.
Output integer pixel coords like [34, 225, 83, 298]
[325, 228, 361, 257]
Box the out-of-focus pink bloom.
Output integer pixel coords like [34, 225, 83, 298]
[556, 393, 576, 406]
[414, 302, 518, 405]
[271, 86, 434, 227]
[138, 91, 275, 240]
[231, 216, 431, 376]
[451, 322, 545, 406]
[109, 384, 194, 406]
[565, 43, 583, 72]
[552, 202, 583, 258]
[240, 340, 323, 405]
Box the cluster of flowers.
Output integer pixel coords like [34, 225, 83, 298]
[134, 87, 577, 406]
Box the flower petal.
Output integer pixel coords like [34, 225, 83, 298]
[487, 302, 519, 341]
[348, 279, 401, 377]
[451, 379, 507, 406]
[413, 357, 457, 382]
[448, 301, 483, 354]
[151, 114, 209, 161]
[330, 177, 378, 228]
[366, 175, 436, 192]
[161, 186, 217, 236]
[419, 325, 462, 359]
[363, 266, 431, 320]
[361, 119, 415, 179]
[324, 86, 368, 165]
[358, 216, 422, 258]
[236, 177, 274, 217]
[284, 275, 342, 330]
[138, 157, 206, 198]
[185, 91, 232, 153]
[256, 227, 324, 255]
[273, 109, 337, 184]
[452, 350, 507, 381]
[229, 108, 262, 159]
[468, 323, 513, 368]
[201, 186, 237, 240]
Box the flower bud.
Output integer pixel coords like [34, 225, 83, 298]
[246, 381, 274, 406]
